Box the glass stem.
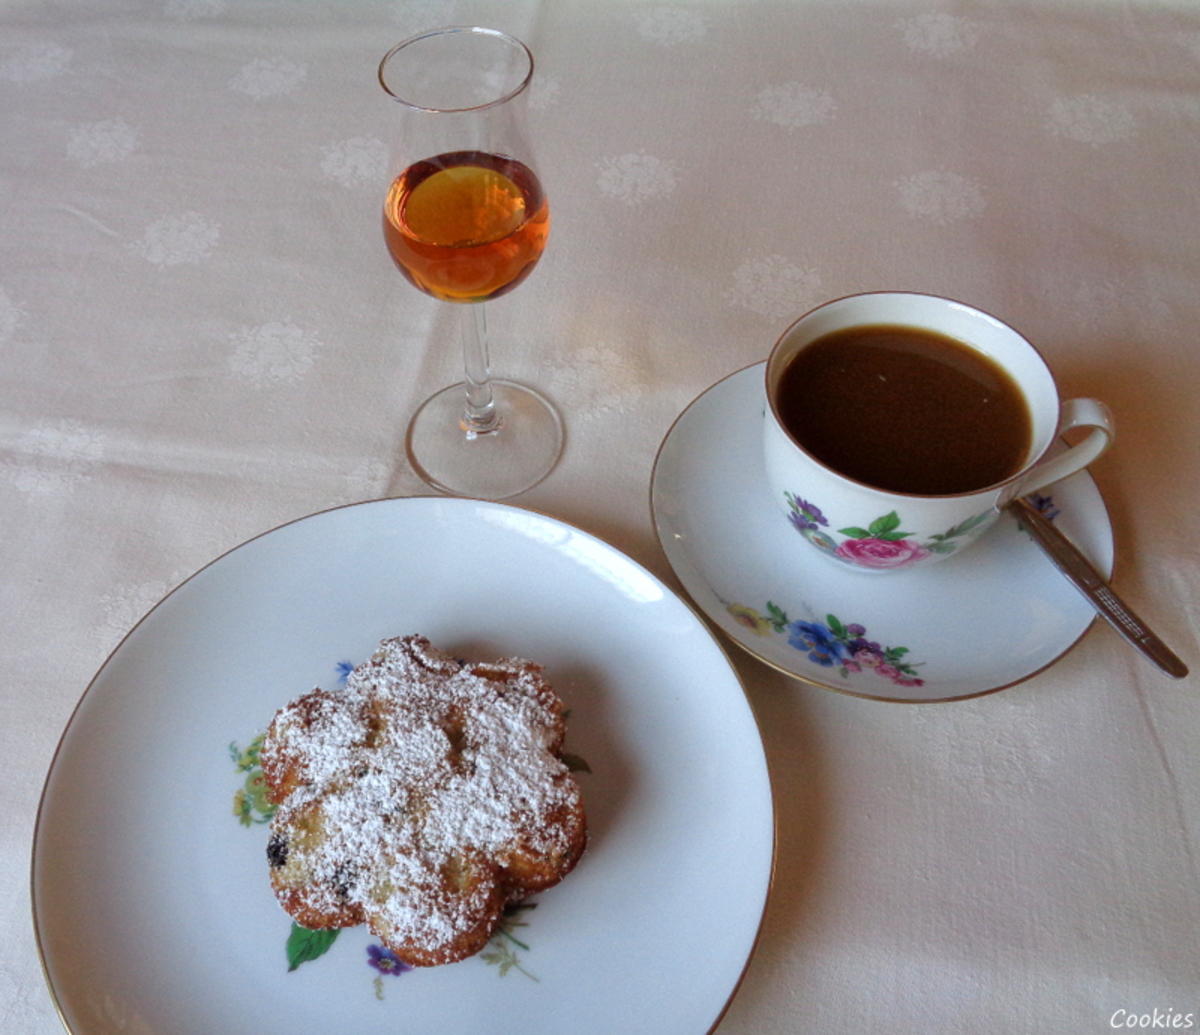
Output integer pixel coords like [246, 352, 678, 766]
[460, 301, 500, 436]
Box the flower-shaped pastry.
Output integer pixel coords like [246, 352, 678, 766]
[260, 635, 587, 966]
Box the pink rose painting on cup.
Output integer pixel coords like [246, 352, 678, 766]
[784, 493, 992, 571]
[836, 534, 929, 569]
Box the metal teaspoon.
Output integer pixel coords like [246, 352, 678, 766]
[1009, 496, 1188, 679]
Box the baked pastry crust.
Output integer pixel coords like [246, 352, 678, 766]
[260, 635, 587, 966]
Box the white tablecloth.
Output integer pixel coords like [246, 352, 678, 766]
[4, 1, 1199, 1032]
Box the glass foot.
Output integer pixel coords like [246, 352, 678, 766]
[405, 379, 564, 500]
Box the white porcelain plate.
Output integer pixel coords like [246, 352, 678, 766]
[33, 498, 774, 1034]
[651, 364, 1115, 702]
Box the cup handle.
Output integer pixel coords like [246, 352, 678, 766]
[1010, 397, 1114, 497]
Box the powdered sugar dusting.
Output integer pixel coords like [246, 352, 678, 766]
[260, 635, 585, 963]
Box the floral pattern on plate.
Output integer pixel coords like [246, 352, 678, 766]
[726, 601, 926, 688]
[728, 495, 1066, 685]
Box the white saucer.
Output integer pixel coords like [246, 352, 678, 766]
[650, 363, 1115, 702]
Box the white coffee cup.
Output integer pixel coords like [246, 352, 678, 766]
[763, 292, 1114, 573]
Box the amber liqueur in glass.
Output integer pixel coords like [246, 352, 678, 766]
[383, 150, 550, 303]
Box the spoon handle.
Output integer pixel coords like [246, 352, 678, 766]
[1011, 497, 1188, 679]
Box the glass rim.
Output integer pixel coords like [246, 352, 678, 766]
[378, 26, 534, 114]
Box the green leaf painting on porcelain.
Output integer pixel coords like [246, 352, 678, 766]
[287, 924, 340, 973]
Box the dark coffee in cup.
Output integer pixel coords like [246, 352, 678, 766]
[763, 293, 1113, 573]
[774, 324, 1032, 496]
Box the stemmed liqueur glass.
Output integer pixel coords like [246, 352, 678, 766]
[379, 27, 562, 500]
